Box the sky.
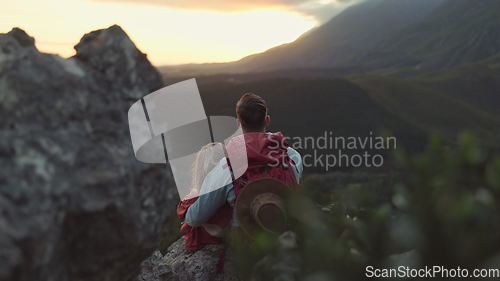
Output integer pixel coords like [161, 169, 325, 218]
[2, 0, 360, 65]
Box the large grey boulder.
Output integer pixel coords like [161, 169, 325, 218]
[0, 26, 177, 281]
[74, 25, 161, 99]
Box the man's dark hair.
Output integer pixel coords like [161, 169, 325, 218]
[236, 93, 267, 132]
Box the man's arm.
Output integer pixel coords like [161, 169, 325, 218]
[184, 158, 233, 227]
[185, 147, 302, 226]
[184, 183, 233, 226]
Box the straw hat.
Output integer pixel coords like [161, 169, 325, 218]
[235, 178, 289, 236]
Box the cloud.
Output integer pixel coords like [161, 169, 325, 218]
[91, 0, 363, 23]
[293, 0, 366, 22]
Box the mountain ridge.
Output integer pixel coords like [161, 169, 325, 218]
[160, 0, 445, 76]
[161, 0, 500, 78]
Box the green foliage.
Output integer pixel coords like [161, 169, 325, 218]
[231, 133, 500, 280]
[396, 133, 500, 267]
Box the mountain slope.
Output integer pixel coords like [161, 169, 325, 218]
[195, 53, 500, 162]
[160, 0, 443, 76]
[198, 77, 428, 162]
[236, 0, 444, 72]
[358, 0, 500, 75]
[414, 54, 500, 120]
[350, 53, 500, 146]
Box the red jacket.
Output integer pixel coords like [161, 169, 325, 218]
[177, 132, 298, 251]
[177, 197, 232, 251]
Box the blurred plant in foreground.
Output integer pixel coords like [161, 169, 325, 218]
[230, 133, 500, 281]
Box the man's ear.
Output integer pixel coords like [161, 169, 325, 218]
[265, 115, 271, 126]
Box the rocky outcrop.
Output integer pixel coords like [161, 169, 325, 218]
[0, 25, 177, 281]
[74, 25, 161, 99]
[138, 239, 221, 281]
[137, 238, 240, 281]
[137, 232, 301, 281]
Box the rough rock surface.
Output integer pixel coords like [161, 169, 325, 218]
[0, 26, 178, 281]
[137, 238, 240, 281]
[137, 232, 300, 281]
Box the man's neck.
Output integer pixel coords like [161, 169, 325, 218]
[242, 128, 266, 134]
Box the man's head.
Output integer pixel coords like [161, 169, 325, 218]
[236, 93, 270, 133]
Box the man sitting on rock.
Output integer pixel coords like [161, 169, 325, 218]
[179, 93, 303, 275]
[185, 92, 302, 230]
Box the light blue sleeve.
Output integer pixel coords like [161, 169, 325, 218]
[287, 147, 303, 183]
[184, 158, 234, 227]
[185, 147, 303, 227]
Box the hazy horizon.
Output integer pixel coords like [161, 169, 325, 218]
[2, 0, 365, 65]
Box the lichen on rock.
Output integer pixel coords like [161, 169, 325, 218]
[0, 25, 176, 281]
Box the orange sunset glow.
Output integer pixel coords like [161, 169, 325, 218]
[1, 0, 354, 65]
